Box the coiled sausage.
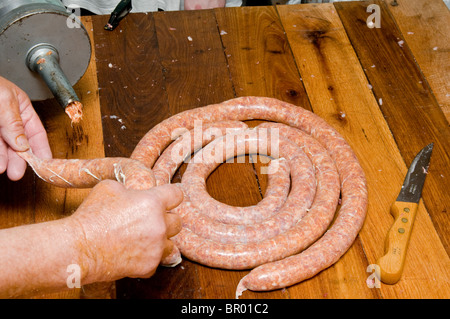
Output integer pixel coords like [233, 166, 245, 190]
[18, 96, 367, 297]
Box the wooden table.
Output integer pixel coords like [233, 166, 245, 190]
[0, 0, 448, 299]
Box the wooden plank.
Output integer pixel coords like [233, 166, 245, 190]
[153, 10, 235, 110]
[92, 14, 169, 158]
[276, 3, 381, 299]
[214, 5, 319, 299]
[278, 3, 449, 298]
[387, 0, 450, 123]
[335, 0, 450, 256]
[153, 9, 269, 299]
[214, 6, 309, 106]
[188, 5, 315, 298]
[91, 12, 180, 299]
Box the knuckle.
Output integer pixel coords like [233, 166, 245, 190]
[8, 118, 25, 132]
[142, 195, 165, 213]
[154, 220, 168, 239]
[0, 90, 15, 105]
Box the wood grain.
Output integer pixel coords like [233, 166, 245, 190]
[335, 0, 450, 255]
[154, 10, 235, 110]
[387, 0, 450, 122]
[93, 14, 169, 158]
[277, 3, 385, 299]
[278, 3, 449, 298]
[91, 12, 174, 298]
[214, 6, 309, 106]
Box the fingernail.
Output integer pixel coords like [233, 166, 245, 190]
[16, 134, 30, 150]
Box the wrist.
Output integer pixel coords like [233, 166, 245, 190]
[0, 217, 95, 298]
[66, 215, 100, 286]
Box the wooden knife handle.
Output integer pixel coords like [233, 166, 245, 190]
[376, 201, 419, 284]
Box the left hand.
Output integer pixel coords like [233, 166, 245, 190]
[0, 76, 52, 181]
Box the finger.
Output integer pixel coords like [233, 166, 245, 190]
[19, 97, 52, 160]
[165, 211, 182, 238]
[149, 183, 184, 211]
[0, 91, 29, 152]
[6, 148, 27, 181]
[0, 138, 8, 174]
[161, 239, 175, 260]
[28, 130, 52, 160]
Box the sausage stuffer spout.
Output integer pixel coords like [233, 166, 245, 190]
[0, 0, 91, 123]
[26, 43, 83, 122]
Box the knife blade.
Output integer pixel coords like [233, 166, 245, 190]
[376, 143, 433, 285]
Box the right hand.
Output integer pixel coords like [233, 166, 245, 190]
[70, 180, 184, 284]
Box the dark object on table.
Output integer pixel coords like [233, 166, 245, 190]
[104, 0, 132, 31]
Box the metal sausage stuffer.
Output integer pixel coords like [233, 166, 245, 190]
[0, 0, 91, 115]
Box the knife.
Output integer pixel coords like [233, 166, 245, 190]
[377, 143, 433, 285]
[104, 0, 132, 31]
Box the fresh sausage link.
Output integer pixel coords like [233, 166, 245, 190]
[17, 151, 156, 189]
[167, 125, 340, 271]
[181, 158, 291, 226]
[152, 120, 248, 185]
[178, 129, 316, 244]
[19, 96, 367, 296]
[160, 125, 292, 226]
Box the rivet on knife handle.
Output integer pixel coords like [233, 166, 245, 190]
[377, 201, 419, 284]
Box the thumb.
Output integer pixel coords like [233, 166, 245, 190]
[0, 91, 30, 152]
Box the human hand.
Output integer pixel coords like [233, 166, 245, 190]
[184, 0, 226, 10]
[70, 180, 184, 283]
[0, 76, 52, 181]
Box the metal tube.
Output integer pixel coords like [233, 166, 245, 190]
[26, 43, 80, 109]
